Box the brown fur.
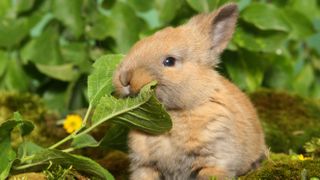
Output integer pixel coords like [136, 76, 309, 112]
[113, 3, 266, 180]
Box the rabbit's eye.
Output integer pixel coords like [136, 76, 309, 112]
[163, 57, 176, 67]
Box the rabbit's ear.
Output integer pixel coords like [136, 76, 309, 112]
[188, 3, 238, 54]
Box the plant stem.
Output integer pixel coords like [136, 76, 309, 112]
[82, 104, 92, 127]
[49, 105, 93, 149]
[62, 147, 75, 153]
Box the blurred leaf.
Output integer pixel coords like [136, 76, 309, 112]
[88, 54, 123, 106]
[92, 81, 172, 134]
[136, 9, 161, 29]
[307, 33, 320, 56]
[0, 0, 11, 18]
[4, 59, 29, 91]
[281, 8, 315, 40]
[186, 0, 218, 13]
[43, 87, 68, 114]
[71, 134, 98, 149]
[86, 12, 114, 40]
[313, 19, 320, 32]
[35, 64, 78, 82]
[289, 0, 320, 21]
[17, 141, 44, 161]
[311, 79, 320, 98]
[21, 25, 63, 65]
[14, 112, 34, 136]
[60, 42, 91, 73]
[241, 3, 290, 32]
[99, 124, 128, 151]
[263, 55, 294, 90]
[223, 50, 266, 92]
[233, 26, 287, 53]
[156, 0, 183, 24]
[108, 2, 145, 53]
[0, 50, 8, 77]
[0, 115, 35, 179]
[30, 13, 53, 37]
[0, 121, 16, 180]
[238, 0, 252, 11]
[293, 63, 314, 96]
[127, 0, 153, 12]
[66, 76, 88, 111]
[0, 17, 32, 48]
[52, 0, 84, 38]
[15, 149, 114, 179]
[15, 0, 35, 14]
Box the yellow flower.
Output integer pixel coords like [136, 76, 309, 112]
[63, 114, 82, 133]
[297, 154, 312, 161]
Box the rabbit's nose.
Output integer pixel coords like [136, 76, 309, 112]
[119, 70, 133, 87]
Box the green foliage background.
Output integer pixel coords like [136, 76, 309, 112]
[0, 0, 320, 114]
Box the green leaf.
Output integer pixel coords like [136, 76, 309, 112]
[241, 3, 290, 32]
[52, 0, 84, 38]
[15, 0, 35, 14]
[3, 58, 30, 91]
[0, 17, 32, 48]
[60, 42, 91, 73]
[43, 88, 68, 114]
[17, 141, 44, 161]
[289, 0, 320, 21]
[86, 11, 114, 40]
[0, 50, 8, 77]
[155, 0, 183, 24]
[14, 112, 34, 136]
[281, 8, 315, 40]
[15, 149, 114, 179]
[71, 134, 98, 149]
[21, 25, 63, 65]
[0, 115, 34, 179]
[263, 55, 294, 90]
[307, 33, 320, 56]
[88, 54, 124, 106]
[99, 124, 128, 151]
[293, 63, 314, 96]
[92, 81, 172, 134]
[108, 2, 146, 53]
[223, 50, 266, 92]
[35, 63, 78, 82]
[0, 0, 11, 18]
[233, 26, 288, 53]
[127, 0, 153, 12]
[0, 121, 17, 180]
[186, 0, 224, 13]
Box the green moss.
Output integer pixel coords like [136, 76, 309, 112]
[250, 89, 320, 153]
[305, 138, 320, 158]
[0, 91, 46, 123]
[0, 91, 64, 147]
[243, 158, 320, 179]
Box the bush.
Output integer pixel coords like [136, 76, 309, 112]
[0, 0, 319, 114]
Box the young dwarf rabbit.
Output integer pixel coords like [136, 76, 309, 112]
[113, 3, 266, 180]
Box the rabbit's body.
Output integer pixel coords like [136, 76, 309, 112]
[129, 75, 265, 180]
[113, 3, 266, 179]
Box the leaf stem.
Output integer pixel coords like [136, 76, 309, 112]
[48, 105, 93, 149]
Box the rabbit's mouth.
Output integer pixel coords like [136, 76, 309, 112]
[115, 67, 155, 98]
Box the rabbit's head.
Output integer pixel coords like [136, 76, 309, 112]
[113, 3, 238, 110]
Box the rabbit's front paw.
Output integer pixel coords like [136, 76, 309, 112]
[130, 166, 160, 180]
[197, 167, 228, 180]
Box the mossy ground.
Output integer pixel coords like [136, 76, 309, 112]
[250, 89, 320, 153]
[242, 153, 320, 179]
[0, 91, 66, 147]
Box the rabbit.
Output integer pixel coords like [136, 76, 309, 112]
[113, 3, 266, 180]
